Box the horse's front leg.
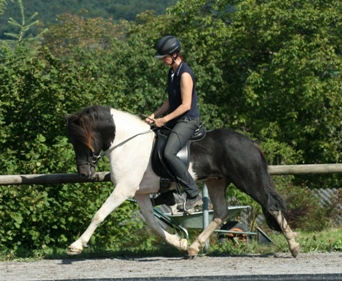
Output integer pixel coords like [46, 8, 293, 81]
[135, 193, 188, 252]
[67, 183, 136, 255]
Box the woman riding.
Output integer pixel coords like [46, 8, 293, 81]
[146, 35, 202, 211]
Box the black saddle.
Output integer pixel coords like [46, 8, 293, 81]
[151, 123, 206, 180]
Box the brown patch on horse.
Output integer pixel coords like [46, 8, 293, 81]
[67, 112, 95, 152]
[81, 115, 95, 152]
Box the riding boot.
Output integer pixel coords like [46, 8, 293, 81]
[184, 193, 202, 212]
[151, 191, 176, 206]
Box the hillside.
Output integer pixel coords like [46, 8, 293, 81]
[0, 0, 177, 39]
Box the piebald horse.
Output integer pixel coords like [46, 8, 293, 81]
[66, 105, 300, 258]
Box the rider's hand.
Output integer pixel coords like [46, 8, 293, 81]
[154, 117, 167, 128]
[145, 113, 155, 124]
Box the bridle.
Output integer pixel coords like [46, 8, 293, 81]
[76, 151, 102, 168]
[78, 127, 157, 168]
[76, 115, 179, 169]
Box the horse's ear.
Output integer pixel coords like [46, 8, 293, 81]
[65, 114, 78, 125]
[65, 114, 72, 128]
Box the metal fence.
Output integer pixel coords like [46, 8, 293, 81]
[312, 188, 342, 225]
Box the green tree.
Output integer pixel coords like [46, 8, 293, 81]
[123, 0, 342, 183]
[0, 0, 8, 15]
[1, 0, 341, 254]
[132, 0, 341, 166]
[0, 42, 155, 253]
[0, 0, 177, 39]
[1, 0, 47, 50]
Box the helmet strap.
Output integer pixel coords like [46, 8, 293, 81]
[170, 53, 179, 65]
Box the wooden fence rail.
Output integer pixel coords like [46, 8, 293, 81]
[0, 164, 342, 185]
[268, 164, 342, 175]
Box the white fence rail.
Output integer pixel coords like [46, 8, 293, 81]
[0, 164, 342, 185]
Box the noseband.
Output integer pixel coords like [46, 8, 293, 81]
[77, 151, 101, 168]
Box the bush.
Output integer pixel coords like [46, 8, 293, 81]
[0, 43, 156, 254]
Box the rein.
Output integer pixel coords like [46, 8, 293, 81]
[88, 118, 184, 196]
[93, 127, 158, 163]
[89, 115, 177, 168]
[105, 128, 156, 154]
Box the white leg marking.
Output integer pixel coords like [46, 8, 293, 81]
[188, 179, 228, 256]
[271, 210, 300, 258]
[188, 218, 222, 257]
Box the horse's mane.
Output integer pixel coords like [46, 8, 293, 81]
[67, 105, 111, 151]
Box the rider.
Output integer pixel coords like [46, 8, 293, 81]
[146, 35, 202, 211]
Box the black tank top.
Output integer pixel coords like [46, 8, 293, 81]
[167, 62, 199, 124]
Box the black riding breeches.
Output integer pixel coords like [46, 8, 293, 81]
[164, 118, 200, 198]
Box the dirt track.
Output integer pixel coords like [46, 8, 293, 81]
[1, 252, 342, 281]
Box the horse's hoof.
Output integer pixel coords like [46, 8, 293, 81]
[67, 246, 83, 255]
[290, 243, 300, 258]
[187, 247, 199, 257]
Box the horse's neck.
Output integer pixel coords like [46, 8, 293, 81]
[105, 109, 155, 187]
[111, 109, 151, 142]
[108, 109, 154, 183]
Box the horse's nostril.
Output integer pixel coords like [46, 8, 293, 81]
[79, 172, 88, 178]
[78, 165, 91, 179]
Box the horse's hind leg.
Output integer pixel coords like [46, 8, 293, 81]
[135, 193, 188, 251]
[270, 210, 300, 257]
[233, 169, 300, 257]
[188, 179, 228, 257]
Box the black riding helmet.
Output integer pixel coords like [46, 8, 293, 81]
[155, 35, 181, 59]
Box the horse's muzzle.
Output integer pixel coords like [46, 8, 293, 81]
[78, 165, 96, 180]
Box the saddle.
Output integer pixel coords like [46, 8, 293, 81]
[151, 123, 206, 181]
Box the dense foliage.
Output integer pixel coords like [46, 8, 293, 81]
[0, 0, 341, 254]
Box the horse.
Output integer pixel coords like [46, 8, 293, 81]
[66, 105, 300, 258]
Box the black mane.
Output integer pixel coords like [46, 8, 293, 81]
[67, 105, 115, 151]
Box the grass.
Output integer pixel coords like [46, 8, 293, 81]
[1, 228, 341, 261]
[208, 227, 342, 256]
[290, 228, 342, 252]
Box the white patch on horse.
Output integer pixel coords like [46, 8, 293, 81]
[108, 109, 154, 186]
[188, 162, 198, 181]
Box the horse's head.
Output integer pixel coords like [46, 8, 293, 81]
[67, 106, 115, 179]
